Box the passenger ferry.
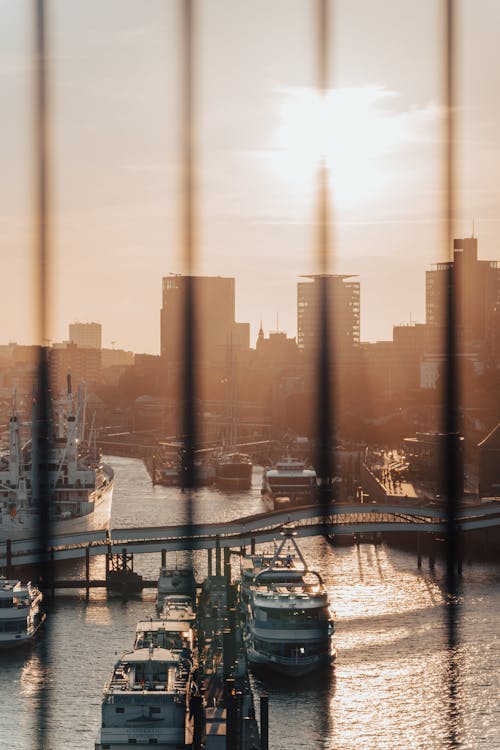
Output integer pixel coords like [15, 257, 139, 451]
[0, 576, 45, 648]
[0, 380, 113, 542]
[96, 586, 198, 749]
[261, 457, 317, 509]
[243, 530, 336, 677]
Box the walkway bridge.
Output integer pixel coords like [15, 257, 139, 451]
[1, 500, 499, 568]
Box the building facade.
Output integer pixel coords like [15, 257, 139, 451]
[160, 274, 250, 365]
[426, 237, 500, 349]
[69, 322, 102, 349]
[297, 274, 360, 353]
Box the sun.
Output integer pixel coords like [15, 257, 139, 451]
[267, 85, 411, 209]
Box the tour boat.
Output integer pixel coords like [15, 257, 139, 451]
[0, 576, 45, 648]
[243, 530, 336, 677]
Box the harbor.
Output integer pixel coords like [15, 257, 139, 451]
[1, 455, 499, 749]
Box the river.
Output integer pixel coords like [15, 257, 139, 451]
[1, 455, 499, 749]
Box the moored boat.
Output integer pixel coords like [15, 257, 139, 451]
[94, 644, 197, 749]
[261, 457, 317, 510]
[0, 381, 113, 542]
[243, 530, 336, 677]
[156, 566, 197, 614]
[215, 451, 252, 490]
[0, 576, 45, 648]
[96, 575, 199, 749]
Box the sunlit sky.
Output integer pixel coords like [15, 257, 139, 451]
[2, 0, 500, 353]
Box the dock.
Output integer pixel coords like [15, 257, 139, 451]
[195, 550, 265, 750]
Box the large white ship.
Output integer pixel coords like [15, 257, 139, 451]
[243, 530, 336, 677]
[0, 381, 113, 542]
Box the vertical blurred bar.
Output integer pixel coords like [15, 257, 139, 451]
[34, 0, 52, 746]
[443, 0, 460, 627]
[180, 0, 197, 532]
[315, 0, 334, 514]
[443, 0, 461, 745]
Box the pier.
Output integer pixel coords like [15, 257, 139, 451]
[1, 500, 500, 572]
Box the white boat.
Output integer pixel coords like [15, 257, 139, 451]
[243, 530, 336, 677]
[261, 457, 317, 510]
[156, 567, 196, 614]
[0, 576, 45, 648]
[96, 593, 198, 749]
[134, 615, 195, 654]
[0, 381, 113, 542]
[94, 645, 197, 750]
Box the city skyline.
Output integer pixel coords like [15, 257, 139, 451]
[2, 231, 498, 356]
[3, 1, 500, 353]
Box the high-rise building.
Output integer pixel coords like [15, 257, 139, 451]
[426, 237, 500, 348]
[69, 322, 102, 349]
[160, 274, 250, 365]
[297, 274, 360, 353]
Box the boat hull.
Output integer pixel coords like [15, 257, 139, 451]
[215, 465, 252, 490]
[0, 469, 113, 542]
[247, 647, 336, 677]
[0, 615, 46, 649]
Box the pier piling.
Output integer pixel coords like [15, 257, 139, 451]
[161, 548, 166, 567]
[85, 546, 90, 600]
[250, 537, 255, 555]
[226, 687, 238, 750]
[417, 533, 422, 569]
[215, 535, 221, 577]
[207, 547, 213, 577]
[260, 694, 269, 750]
[191, 694, 204, 750]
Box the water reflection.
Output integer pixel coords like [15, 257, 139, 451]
[0, 457, 499, 749]
[252, 667, 336, 750]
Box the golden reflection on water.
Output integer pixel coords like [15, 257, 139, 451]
[20, 651, 47, 698]
[84, 602, 112, 626]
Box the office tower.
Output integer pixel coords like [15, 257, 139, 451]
[160, 274, 250, 365]
[69, 321, 102, 349]
[426, 237, 500, 348]
[297, 274, 360, 354]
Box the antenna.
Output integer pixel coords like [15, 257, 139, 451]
[472, 219, 475, 238]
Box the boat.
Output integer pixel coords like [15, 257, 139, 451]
[215, 451, 252, 490]
[153, 454, 215, 488]
[240, 543, 293, 606]
[95, 642, 197, 749]
[135, 601, 195, 653]
[261, 457, 317, 509]
[243, 530, 336, 677]
[0, 576, 45, 648]
[156, 566, 197, 614]
[96, 585, 198, 749]
[0, 380, 113, 542]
